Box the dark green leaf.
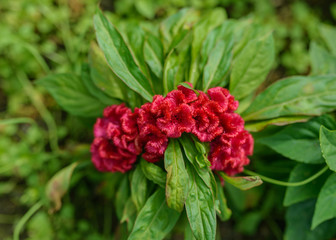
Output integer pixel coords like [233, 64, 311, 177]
[309, 41, 336, 75]
[93, 10, 154, 101]
[230, 33, 275, 100]
[219, 172, 262, 190]
[164, 139, 189, 212]
[216, 179, 232, 221]
[140, 159, 166, 188]
[185, 162, 216, 240]
[45, 162, 78, 213]
[131, 165, 148, 212]
[257, 115, 336, 164]
[312, 173, 336, 229]
[285, 199, 336, 240]
[320, 126, 336, 172]
[128, 188, 180, 240]
[121, 197, 137, 231]
[284, 164, 329, 206]
[115, 176, 130, 220]
[242, 75, 336, 121]
[36, 73, 107, 117]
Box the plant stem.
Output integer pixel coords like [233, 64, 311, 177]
[243, 166, 329, 187]
[13, 201, 43, 240]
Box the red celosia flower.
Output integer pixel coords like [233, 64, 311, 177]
[91, 104, 141, 172]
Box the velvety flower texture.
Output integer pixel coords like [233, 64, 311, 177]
[91, 104, 141, 173]
[91, 84, 253, 175]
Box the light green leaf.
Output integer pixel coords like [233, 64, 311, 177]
[216, 179, 232, 221]
[309, 41, 336, 75]
[257, 115, 336, 164]
[121, 197, 137, 231]
[312, 173, 336, 229]
[140, 158, 166, 188]
[131, 165, 148, 212]
[230, 33, 275, 100]
[242, 75, 336, 121]
[36, 73, 107, 117]
[284, 164, 329, 206]
[164, 139, 189, 212]
[320, 126, 336, 172]
[320, 24, 336, 56]
[128, 188, 180, 240]
[218, 172, 262, 190]
[45, 162, 78, 213]
[93, 10, 154, 101]
[185, 162, 216, 240]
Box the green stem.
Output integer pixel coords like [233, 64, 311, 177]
[17, 71, 59, 152]
[13, 201, 43, 240]
[243, 166, 329, 187]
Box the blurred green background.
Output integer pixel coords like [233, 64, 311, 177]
[0, 0, 336, 239]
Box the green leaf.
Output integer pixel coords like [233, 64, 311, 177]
[320, 126, 336, 172]
[202, 39, 233, 91]
[312, 173, 336, 229]
[81, 63, 119, 106]
[285, 199, 336, 240]
[309, 41, 336, 75]
[131, 165, 148, 212]
[218, 172, 262, 190]
[128, 188, 180, 240]
[257, 115, 336, 164]
[216, 178, 232, 221]
[245, 116, 311, 132]
[230, 33, 275, 100]
[93, 10, 154, 101]
[45, 162, 78, 213]
[88, 42, 125, 101]
[185, 162, 216, 240]
[121, 197, 137, 231]
[115, 176, 130, 220]
[242, 75, 336, 121]
[320, 24, 336, 56]
[284, 164, 329, 206]
[36, 73, 107, 117]
[164, 139, 189, 212]
[189, 8, 227, 86]
[140, 158, 166, 188]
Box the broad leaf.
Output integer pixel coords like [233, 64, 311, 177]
[257, 115, 336, 164]
[242, 75, 336, 121]
[219, 172, 262, 190]
[164, 139, 189, 212]
[93, 10, 154, 101]
[309, 41, 336, 75]
[131, 165, 148, 212]
[128, 188, 180, 240]
[140, 158, 166, 188]
[45, 162, 78, 213]
[312, 173, 336, 229]
[185, 162, 216, 240]
[285, 199, 336, 240]
[230, 33, 275, 100]
[284, 164, 329, 206]
[320, 126, 336, 172]
[37, 73, 108, 117]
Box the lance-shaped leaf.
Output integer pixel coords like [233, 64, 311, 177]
[121, 197, 137, 231]
[320, 126, 336, 172]
[242, 75, 336, 121]
[312, 173, 336, 229]
[140, 158, 166, 188]
[320, 24, 336, 56]
[216, 178, 232, 221]
[45, 162, 78, 213]
[257, 115, 336, 164]
[185, 162, 216, 240]
[128, 189, 180, 240]
[230, 32, 275, 100]
[36, 73, 108, 117]
[131, 165, 148, 212]
[93, 10, 154, 102]
[218, 172, 262, 190]
[164, 139, 189, 212]
[115, 176, 130, 220]
[309, 41, 336, 75]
